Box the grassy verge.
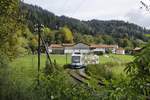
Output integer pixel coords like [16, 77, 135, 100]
[10, 54, 134, 87]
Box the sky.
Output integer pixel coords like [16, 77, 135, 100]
[23, 0, 150, 28]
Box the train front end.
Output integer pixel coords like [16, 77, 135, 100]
[71, 52, 85, 68]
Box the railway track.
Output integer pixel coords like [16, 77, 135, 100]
[67, 68, 105, 87]
[67, 68, 102, 98]
[67, 69, 90, 84]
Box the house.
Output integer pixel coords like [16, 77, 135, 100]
[62, 43, 74, 54]
[90, 44, 106, 53]
[49, 43, 120, 54]
[132, 47, 142, 53]
[116, 48, 125, 55]
[90, 44, 118, 53]
[73, 43, 90, 54]
[48, 44, 64, 54]
[108, 45, 119, 53]
[49, 43, 90, 54]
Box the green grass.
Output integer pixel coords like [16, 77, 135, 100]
[144, 34, 150, 37]
[99, 54, 134, 76]
[100, 54, 134, 64]
[10, 54, 134, 87]
[10, 54, 71, 87]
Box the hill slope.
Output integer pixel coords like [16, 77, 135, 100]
[20, 2, 149, 42]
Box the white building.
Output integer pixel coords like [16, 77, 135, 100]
[48, 44, 64, 54]
[73, 43, 90, 54]
[63, 44, 74, 54]
[116, 48, 125, 55]
[48, 43, 120, 54]
[90, 44, 118, 53]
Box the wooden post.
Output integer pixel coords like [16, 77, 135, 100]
[37, 24, 41, 85]
[66, 53, 67, 64]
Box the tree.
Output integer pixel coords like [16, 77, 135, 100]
[81, 35, 94, 44]
[59, 26, 74, 43]
[29, 35, 38, 54]
[42, 27, 54, 44]
[95, 35, 104, 44]
[140, 0, 150, 12]
[102, 35, 115, 45]
[0, 0, 30, 60]
[124, 43, 150, 98]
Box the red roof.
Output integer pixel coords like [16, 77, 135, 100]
[49, 43, 119, 49]
[133, 47, 141, 51]
[90, 44, 118, 48]
[116, 48, 124, 50]
[49, 44, 63, 48]
[62, 43, 75, 47]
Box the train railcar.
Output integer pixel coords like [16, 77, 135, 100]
[71, 52, 99, 68]
[71, 52, 85, 68]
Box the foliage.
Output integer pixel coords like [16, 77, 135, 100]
[0, 52, 9, 99]
[29, 35, 38, 54]
[36, 72, 99, 100]
[100, 76, 144, 100]
[4, 53, 135, 100]
[20, 2, 149, 48]
[124, 43, 150, 98]
[0, 0, 32, 60]
[59, 26, 74, 43]
[1, 61, 100, 100]
[42, 27, 52, 44]
[0, 0, 19, 16]
[86, 64, 113, 80]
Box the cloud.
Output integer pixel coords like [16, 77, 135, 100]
[125, 9, 150, 28]
[23, 0, 150, 28]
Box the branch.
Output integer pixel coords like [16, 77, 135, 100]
[140, 0, 150, 12]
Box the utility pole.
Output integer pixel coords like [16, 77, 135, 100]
[34, 24, 44, 86]
[35, 24, 53, 85]
[66, 53, 68, 64]
[37, 24, 41, 85]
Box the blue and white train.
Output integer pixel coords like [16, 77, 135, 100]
[71, 52, 99, 68]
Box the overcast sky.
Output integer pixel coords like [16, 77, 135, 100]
[23, 0, 150, 28]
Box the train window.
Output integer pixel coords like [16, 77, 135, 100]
[72, 56, 80, 63]
[74, 52, 81, 54]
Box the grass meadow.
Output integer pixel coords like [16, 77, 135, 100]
[10, 54, 134, 87]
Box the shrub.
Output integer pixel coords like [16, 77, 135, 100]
[94, 51, 104, 55]
[104, 62, 121, 68]
[86, 64, 113, 80]
[0, 52, 10, 99]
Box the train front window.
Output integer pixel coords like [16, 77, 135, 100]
[72, 56, 80, 63]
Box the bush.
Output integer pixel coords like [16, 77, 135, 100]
[104, 62, 121, 67]
[94, 51, 104, 55]
[0, 52, 10, 99]
[86, 64, 113, 80]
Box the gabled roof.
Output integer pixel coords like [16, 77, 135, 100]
[116, 48, 124, 50]
[49, 44, 63, 48]
[74, 43, 90, 49]
[49, 43, 119, 49]
[62, 43, 75, 47]
[90, 44, 118, 48]
[133, 47, 142, 51]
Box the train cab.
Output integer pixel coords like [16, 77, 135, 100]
[71, 52, 85, 68]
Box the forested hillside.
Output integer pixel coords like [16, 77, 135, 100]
[21, 2, 150, 36]
[20, 2, 150, 49]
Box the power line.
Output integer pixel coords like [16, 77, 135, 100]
[58, 0, 87, 18]
[71, 0, 87, 17]
[58, 0, 69, 14]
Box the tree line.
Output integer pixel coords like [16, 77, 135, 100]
[20, 2, 149, 50]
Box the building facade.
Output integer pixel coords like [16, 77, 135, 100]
[48, 43, 121, 54]
[116, 48, 125, 55]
